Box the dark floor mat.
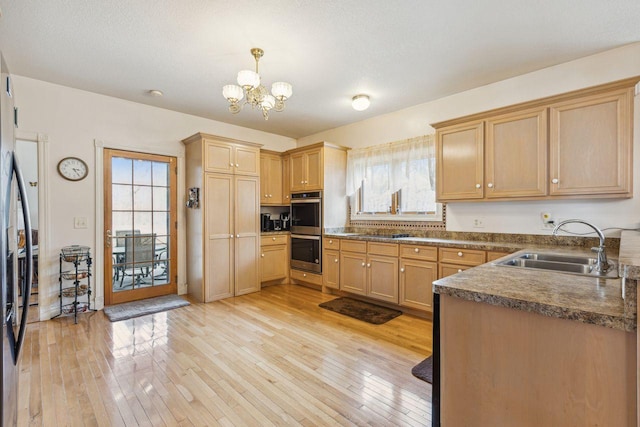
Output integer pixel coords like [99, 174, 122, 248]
[411, 356, 432, 384]
[319, 297, 402, 324]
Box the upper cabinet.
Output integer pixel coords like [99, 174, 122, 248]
[549, 88, 633, 197]
[204, 138, 260, 176]
[433, 78, 636, 202]
[260, 151, 284, 205]
[289, 147, 323, 192]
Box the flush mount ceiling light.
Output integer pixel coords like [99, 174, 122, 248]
[352, 94, 370, 111]
[147, 89, 163, 97]
[222, 48, 293, 120]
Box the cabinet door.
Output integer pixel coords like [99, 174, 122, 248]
[323, 249, 340, 289]
[267, 155, 283, 204]
[439, 264, 470, 279]
[367, 255, 399, 303]
[282, 155, 291, 203]
[436, 121, 484, 201]
[234, 145, 260, 176]
[234, 176, 260, 295]
[400, 259, 437, 312]
[340, 251, 367, 295]
[304, 149, 323, 190]
[485, 108, 547, 198]
[261, 245, 288, 282]
[549, 89, 633, 197]
[259, 154, 270, 205]
[290, 152, 306, 192]
[204, 140, 234, 174]
[204, 173, 234, 301]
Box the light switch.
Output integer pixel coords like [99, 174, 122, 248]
[74, 217, 87, 229]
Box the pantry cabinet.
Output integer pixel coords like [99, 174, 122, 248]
[184, 133, 261, 302]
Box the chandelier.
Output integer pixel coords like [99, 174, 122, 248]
[222, 48, 293, 120]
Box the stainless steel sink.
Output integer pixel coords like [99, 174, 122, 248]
[494, 252, 618, 278]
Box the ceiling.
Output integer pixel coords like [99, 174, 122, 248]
[0, 1, 639, 139]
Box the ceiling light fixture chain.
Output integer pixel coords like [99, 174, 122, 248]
[222, 47, 292, 120]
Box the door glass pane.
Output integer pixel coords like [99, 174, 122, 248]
[153, 213, 169, 236]
[153, 187, 168, 211]
[112, 184, 132, 210]
[133, 185, 152, 211]
[134, 160, 152, 185]
[153, 162, 168, 187]
[112, 157, 132, 184]
[133, 212, 152, 234]
[112, 212, 133, 238]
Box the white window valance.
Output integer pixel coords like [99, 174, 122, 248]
[346, 134, 436, 197]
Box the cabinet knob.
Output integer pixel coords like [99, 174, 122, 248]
[230, 234, 234, 238]
[361, 262, 365, 267]
[235, 163, 239, 167]
[475, 184, 481, 189]
[285, 195, 289, 199]
[400, 267, 405, 273]
[552, 178, 559, 184]
[229, 162, 234, 167]
[334, 259, 338, 263]
[264, 194, 268, 197]
[457, 269, 463, 273]
[272, 237, 276, 241]
[269, 194, 272, 198]
[261, 253, 265, 257]
[303, 273, 307, 277]
[329, 240, 333, 244]
[487, 183, 494, 188]
[457, 251, 463, 257]
[300, 180, 304, 184]
[367, 263, 371, 268]
[236, 234, 240, 238]
[414, 248, 419, 253]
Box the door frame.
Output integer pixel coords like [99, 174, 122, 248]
[94, 140, 186, 310]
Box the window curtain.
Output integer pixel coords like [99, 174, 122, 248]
[346, 134, 435, 197]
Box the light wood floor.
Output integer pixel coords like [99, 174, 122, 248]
[18, 284, 433, 426]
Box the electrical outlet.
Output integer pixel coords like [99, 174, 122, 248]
[540, 212, 555, 230]
[74, 217, 87, 229]
[473, 218, 484, 228]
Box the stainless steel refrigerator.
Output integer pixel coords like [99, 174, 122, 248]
[0, 52, 33, 426]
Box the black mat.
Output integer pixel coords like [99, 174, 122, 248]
[319, 297, 402, 324]
[104, 294, 189, 322]
[411, 356, 433, 384]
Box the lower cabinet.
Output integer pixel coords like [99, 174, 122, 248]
[399, 244, 438, 312]
[260, 235, 288, 283]
[323, 249, 340, 289]
[340, 250, 367, 295]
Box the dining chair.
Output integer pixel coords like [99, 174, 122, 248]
[119, 233, 156, 288]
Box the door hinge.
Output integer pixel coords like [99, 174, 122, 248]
[174, 275, 178, 283]
[175, 166, 177, 175]
[175, 221, 178, 229]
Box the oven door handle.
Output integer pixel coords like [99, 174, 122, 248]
[290, 234, 321, 240]
[290, 199, 321, 204]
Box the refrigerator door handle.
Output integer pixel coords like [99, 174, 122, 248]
[12, 153, 32, 363]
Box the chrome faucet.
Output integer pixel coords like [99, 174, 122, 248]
[552, 219, 610, 273]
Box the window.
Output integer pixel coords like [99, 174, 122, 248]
[346, 135, 442, 221]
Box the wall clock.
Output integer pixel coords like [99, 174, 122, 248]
[57, 157, 88, 181]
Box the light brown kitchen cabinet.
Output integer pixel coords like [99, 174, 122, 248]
[485, 107, 547, 198]
[322, 237, 341, 289]
[339, 241, 399, 303]
[282, 155, 291, 203]
[486, 251, 510, 262]
[549, 88, 633, 197]
[399, 244, 438, 312]
[260, 235, 288, 283]
[439, 247, 486, 279]
[183, 133, 261, 302]
[204, 138, 260, 176]
[289, 147, 323, 192]
[439, 264, 471, 279]
[260, 152, 284, 205]
[436, 121, 484, 201]
[433, 78, 636, 202]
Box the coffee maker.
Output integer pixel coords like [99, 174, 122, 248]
[280, 212, 290, 230]
[261, 213, 272, 232]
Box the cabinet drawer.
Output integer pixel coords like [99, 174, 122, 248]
[439, 263, 471, 279]
[439, 248, 486, 266]
[341, 240, 367, 253]
[487, 251, 510, 262]
[367, 242, 398, 257]
[290, 269, 323, 286]
[261, 235, 288, 246]
[400, 244, 437, 261]
[323, 237, 341, 250]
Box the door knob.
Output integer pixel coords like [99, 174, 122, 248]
[106, 230, 112, 248]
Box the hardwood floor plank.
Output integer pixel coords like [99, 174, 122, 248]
[18, 284, 432, 426]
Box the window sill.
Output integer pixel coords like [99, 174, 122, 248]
[351, 205, 443, 222]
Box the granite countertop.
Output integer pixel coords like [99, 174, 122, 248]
[325, 231, 637, 331]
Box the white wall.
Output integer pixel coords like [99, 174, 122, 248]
[12, 76, 296, 317]
[298, 42, 640, 237]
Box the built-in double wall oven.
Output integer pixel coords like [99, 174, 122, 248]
[290, 191, 322, 273]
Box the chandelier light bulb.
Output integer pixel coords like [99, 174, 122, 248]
[352, 94, 370, 111]
[222, 84, 244, 101]
[237, 70, 260, 89]
[272, 82, 293, 100]
[261, 94, 276, 110]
